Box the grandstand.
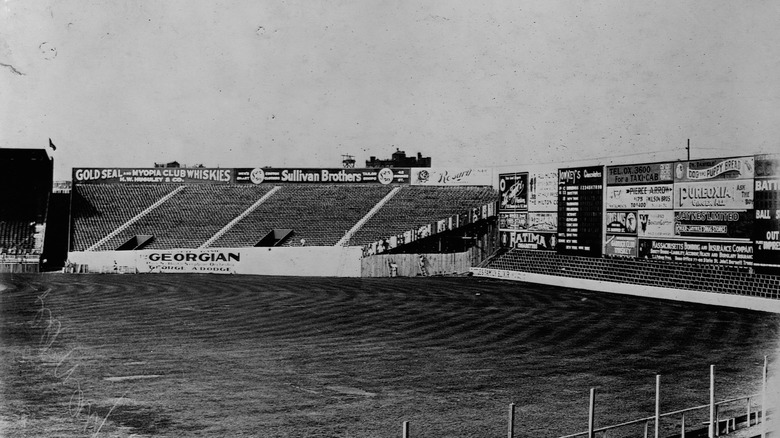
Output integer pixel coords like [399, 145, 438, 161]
[211, 184, 393, 248]
[0, 221, 39, 253]
[348, 185, 496, 246]
[68, 168, 499, 270]
[3, 150, 776, 310]
[0, 148, 51, 271]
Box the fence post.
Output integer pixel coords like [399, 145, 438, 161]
[588, 388, 596, 438]
[747, 397, 751, 427]
[762, 355, 767, 438]
[644, 420, 648, 438]
[710, 365, 715, 438]
[655, 374, 661, 438]
[402, 421, 409, 438]
[715, 405, 720, 436]
[681, 413, 685, 438]
[508, 403, 515, 438]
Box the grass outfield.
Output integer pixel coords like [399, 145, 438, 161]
[1, 273, 778, 437]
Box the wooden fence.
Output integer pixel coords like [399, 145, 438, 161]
[361, 252, 472, 277]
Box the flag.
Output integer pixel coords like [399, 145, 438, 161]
[48, 138, 56, 151]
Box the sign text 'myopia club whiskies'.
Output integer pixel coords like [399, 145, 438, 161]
[73, 168, 233, 184]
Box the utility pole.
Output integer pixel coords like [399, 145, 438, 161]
[686, 139, 690, 161]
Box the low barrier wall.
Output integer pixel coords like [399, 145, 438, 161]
[67, 246, 363, 277]
[361, 252, 472, 277]
[0, 262, 40, 273]
[473, 249, 780, 313]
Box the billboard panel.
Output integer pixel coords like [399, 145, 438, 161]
[410, 167, 493, 186]
[137, 248, 241, 273]
[673, 156, 754, 182]
[234, 167, 410, 184]
[673, 210, 752, 239]
[498, 212, 528, 231]
[606, 211, 638, 235]
[528, 212, 557, 232]
[638, 239, 753, 267]
[73, 167, 233, 184]
[528, 169, 559, 212]
[500, 231, 557, 251]
[754, 154, 780, 270]
[637, 210, 675, 238]
[557, 166, 604, 257]
[606, 162, 673, 185]
[605, 236, 638, 258]
[754, 215, 780, 270]
[675, 180, 754, 209]
[606, 184, 674, 209]
[499, 173, 528, 211]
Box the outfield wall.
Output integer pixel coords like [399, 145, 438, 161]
[472, 249, 780, 313]
[67, 246, 363, 277]
[362, 252, 472, 277]
[497, 154, 780, 274]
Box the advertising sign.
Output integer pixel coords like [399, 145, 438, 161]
[233, 167, 410, 184]
[606, 184, 674, 209]
[528, 169, 559, 212]
[638, 239, 753, 266]
[501, 231, 557, 251]
[637, 210, 675, 238]
[410, 167, 493, 186]
[137, 249, 241, 273]
[557, 166, 604, 257]
[673, 211, 752, 239]
[499, 173, 528, 211]
[499, 212, 528, 231]
[528, 212, 557, 232]
[754, 215, 780, 271]
[73, 167, 233, 184]
[605, 236, 638, 258]
[754, 155, 780, 271]
[606, 211, 639, 235]
[673, 156, 754, 182]
[675, 180, 754, 209]
[606, 162, 673, 185]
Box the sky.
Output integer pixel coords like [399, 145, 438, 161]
[1, 0, 779, 181]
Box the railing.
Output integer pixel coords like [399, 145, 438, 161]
[556, 361, 770, 438]
[559, 394, 760, 438]
[397, 359, 770, 438]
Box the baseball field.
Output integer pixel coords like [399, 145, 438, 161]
[1, 273, 777, 437]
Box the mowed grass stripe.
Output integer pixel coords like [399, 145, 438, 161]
[2, 274, 778, 438]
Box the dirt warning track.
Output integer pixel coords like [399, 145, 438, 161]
[1, 274, 778, 437]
